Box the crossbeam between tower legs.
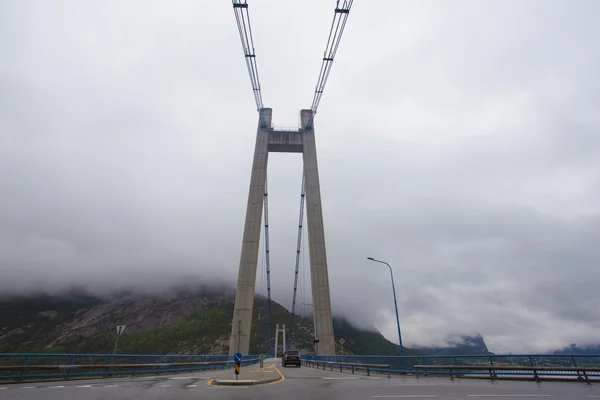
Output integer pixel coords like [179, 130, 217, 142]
[229, 108, 272, 355]
[229, 108, 336, 356]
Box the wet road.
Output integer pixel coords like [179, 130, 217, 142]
[1, 359, 599, 400]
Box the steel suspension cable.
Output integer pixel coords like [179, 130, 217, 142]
[231, 1, 267, 126]
[289, 173, 306, 346]
[263, 176, 273, 347]
[309, 0, 354, 117]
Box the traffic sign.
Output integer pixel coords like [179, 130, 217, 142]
[233, 352, 242, 378]
[339, 338, 345, 345]
[233, 353, 243, 363]
[116, 325, 126, 336]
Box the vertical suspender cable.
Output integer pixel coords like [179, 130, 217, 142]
[263, 176, 273, 348]
[289, 173, 306, 346]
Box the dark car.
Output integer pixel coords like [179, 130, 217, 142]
[282, 350, 301, 367]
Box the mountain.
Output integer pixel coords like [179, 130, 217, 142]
[418, 334, 492, 356]
[552, 343, 600, 355]
[332, 317, 420, 356]
[0, 284, 414, 356]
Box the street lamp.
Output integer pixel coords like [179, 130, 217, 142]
[302, 302, 319, 356]
[367, 257, 405, 370]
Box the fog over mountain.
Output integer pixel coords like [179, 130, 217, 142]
[1, 1, 599, 354]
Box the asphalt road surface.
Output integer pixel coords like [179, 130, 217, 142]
[1, 359, 599, 400]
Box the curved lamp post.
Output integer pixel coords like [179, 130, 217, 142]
[367, 257, 406, 371]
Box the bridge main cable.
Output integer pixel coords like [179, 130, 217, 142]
[310, 0, 354, 116]
[231, 1, 267, 125]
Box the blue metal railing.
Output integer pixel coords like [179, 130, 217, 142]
[0, 353, 261, 381]
[302, 354, 600, 379]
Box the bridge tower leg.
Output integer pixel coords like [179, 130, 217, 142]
[300, 109, 335, 356]
[229, 109, 335, 356]
[229, 108, 272, 356]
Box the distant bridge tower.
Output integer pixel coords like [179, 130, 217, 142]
[228, 108, 335, 356]
[274, 323, 286, 357]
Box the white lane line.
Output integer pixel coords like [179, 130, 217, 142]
[22, 386, 37, 389]
[160, 384, 172, 387]
[373, 396, 438, 398]
[0, 387, 7, 390]
[103, 384, 117, 387]
[322, 377, 359, 380]
[391, 384, 439, 386]
[586, 397, 600, 398]
[467, 396, 554, 398]
[185, 384, 198, 388]
[76, 385, 92, 388]
[169, 377, 194, 380]
[48, 385, 65, 388]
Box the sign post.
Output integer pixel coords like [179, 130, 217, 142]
[113, 325, 126, 354]
[233, 352, 242, 380]
[339, 338, 345, 355]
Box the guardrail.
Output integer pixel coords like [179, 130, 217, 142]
[0, 353, 260, 382]
[303, 353, 600, 377]
[415, 365, 600, 384]
[303, 359, 390, 378]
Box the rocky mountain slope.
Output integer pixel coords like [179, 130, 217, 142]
[0, 284, 415, 356]
[419, 334, 492, 356]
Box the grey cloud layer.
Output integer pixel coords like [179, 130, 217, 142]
[1, 0, 599, 353]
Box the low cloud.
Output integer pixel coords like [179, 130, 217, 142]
[1, 1, 599, 353]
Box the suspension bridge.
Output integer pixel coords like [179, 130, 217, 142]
[227, 0, 355, 356]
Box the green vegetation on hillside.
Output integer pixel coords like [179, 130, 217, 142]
[0, 290, 102, 353]
[1, 290, 430, 356]
[79, 306, 233, 354]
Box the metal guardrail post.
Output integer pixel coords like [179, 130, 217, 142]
[66, 355, 76, 379]
[583, 370, 590, 384]
[18, 356, 30, 381]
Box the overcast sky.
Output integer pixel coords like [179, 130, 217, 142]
[1, 0, 599, 354]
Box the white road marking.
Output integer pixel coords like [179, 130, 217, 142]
[373, 396, 438, 398]
[467, 396, 554, 398]
[103, 385, 117, 387]
[22, 386, 37, 389]
[48, 385, 65, 388]
[160, 384, 172, 387]
[76, 385, 92, 388]
[169, 377, 194, 380]
[185, 384, 198, 388]
[0, 387, 7, 390]
[322, 377, 359, 380]
[391, 384, 438, 386]
[586, 397, 600, 398]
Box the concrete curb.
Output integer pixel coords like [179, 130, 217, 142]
[212, 374, 282, 386]
[212, 366, 284, 386]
